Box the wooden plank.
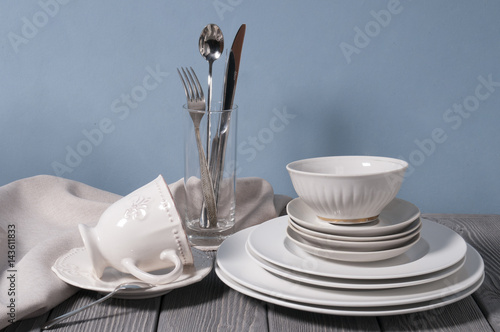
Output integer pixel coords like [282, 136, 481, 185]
[158, 252, 268, 331]
[40, 289, 161, 331]
[424, 214, 500, 331]
[268, 305, 380, 332]
[2, 214, 499, 332]
[378, 297, 493, 331]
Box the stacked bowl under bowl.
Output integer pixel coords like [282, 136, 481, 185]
[215, 156, 484, 315]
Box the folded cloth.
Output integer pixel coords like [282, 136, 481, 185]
[0, 175, 290, 329]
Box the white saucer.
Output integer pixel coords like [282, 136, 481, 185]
[287, 198, 420, 237]
[248, 216, 467, 280]
[52, 248, 213, 299]
[216, 266, 484, 316]
[217, 225, 484, 309]
[246, 244, 465, 290]
[288, 221, 421, 252]
[289, 217, 422, 242]
[286, 226, 420, 262]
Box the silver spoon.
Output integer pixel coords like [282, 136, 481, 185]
[42, 282, 153, 330]
[198, 24, 224, 158]
[199, 24, 224, 228]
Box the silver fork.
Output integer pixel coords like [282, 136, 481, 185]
[177, 67, 217, 228]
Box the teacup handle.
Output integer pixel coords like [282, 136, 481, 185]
[121, 250, 183, 285]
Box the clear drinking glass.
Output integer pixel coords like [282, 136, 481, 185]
[183, 103, 238, 248]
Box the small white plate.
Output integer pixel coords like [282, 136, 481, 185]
[287, 198, 420, 237]
[246, 243, 465, 290]
[286, 226, 421, 262]
[289, 218, 422, 242]
[248, 216, 467, 280]
[288, 221, 421, 251]
[216, 266, 484, 316]
[52, 248, 213, 299]
[217, 225, 484, 308]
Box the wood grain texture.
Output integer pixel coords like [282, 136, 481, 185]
[44, 289, 160, 331]
[267, 305, 380, 332]
[157, 252, 268, 331]
[2, 214, 499, 332]
[424, 214, 500, 332]
[378, 297, 493, 331]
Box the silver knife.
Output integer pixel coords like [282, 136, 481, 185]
[210, 24, 246, 204]
[222, 24, 245, 110]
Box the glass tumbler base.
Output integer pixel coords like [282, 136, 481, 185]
[185, 218, 235, 249]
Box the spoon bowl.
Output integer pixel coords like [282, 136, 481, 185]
[199, 24, 224, 63]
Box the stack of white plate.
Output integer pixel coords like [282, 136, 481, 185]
[286, 198, 422, 262]
[215, 198, 485, 316]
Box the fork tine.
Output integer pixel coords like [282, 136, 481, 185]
[189, 67, 204, 100]
[177, 68, 189, 99]
[185, 68, 201, 101]
[181, 67, 195, 100]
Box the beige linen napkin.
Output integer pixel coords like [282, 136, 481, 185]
[0, 175, 290, 329]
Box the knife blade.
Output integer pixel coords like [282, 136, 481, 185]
[222, 24, 246, 110]
[222, 51, 236, 111]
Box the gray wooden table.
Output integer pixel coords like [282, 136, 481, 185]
[2, 214, 499, 332]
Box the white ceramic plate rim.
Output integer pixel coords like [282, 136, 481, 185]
[248, 216, 467, 280]
[288, 222, 421, 252]
[288, 198, 420, 236]
[246, 244, 466, 290]
[216, 266, 484, 316]
[52, 247, 212, 299]
[217, 226, 483, 307]
[289, 218, 422, 242]
[286, 226, 421, 262]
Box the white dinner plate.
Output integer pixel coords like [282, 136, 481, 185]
[217, 226, 484, 308]
[216, 266, 484, 316]
[52, 247, 213, 299]
[288, 221, 421, 252]
[289, 217, 422, 242]
[246, 244, 466, 290]
[287, 198, 420, 237]
[248, 216, 467, 280]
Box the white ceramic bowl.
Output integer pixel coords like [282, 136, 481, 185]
[286, 156, 408, 223]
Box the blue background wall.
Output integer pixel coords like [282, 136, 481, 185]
[1, 0, 499, 214]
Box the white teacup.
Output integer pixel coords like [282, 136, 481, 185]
[79, 175, 193, 285]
